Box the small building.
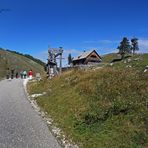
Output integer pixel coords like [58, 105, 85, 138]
[72, 50, 102, 66]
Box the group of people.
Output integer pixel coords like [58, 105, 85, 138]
[6, 68, 33, 80]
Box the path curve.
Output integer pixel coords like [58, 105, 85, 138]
[0, 79, 61, 148]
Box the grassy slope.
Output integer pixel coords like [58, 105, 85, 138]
[102, 53, 119, 63]
[0, 49, 44, 79]
[28, 54, 148, 148]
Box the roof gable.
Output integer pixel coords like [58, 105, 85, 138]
[73, 50, 101, 61]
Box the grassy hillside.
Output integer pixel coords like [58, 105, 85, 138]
[0, 48, 44, 79]
[102, 53, 148, 67]
[6, 49, 45, 67]
[28, 54, 148, 148]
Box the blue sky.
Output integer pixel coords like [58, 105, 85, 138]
[0, 0, 148, 65]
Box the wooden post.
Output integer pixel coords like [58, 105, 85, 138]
[59, 47, 63, 74]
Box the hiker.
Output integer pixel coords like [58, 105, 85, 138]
[23, 70, 27, 79]
[28, 69, 33, 80]
[11, 69, 15, 79]
[6, 68, 10, 79]
[16, 72, 19, 78]
[20, 71, 23, 79]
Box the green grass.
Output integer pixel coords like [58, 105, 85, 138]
[102, 53, 120, 63]
[103, 53, 148, 70]
[28, 54, 148, 148]
[0, 48, 44, 79]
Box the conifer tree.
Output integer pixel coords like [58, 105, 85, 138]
[117, 37, 131, 59]
[131, 38, 139, 54]
[68, 53, 72, 65]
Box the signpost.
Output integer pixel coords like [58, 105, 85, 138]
[47, 47, 63, 78]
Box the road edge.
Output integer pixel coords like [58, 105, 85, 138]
[23, 79, 79, 148]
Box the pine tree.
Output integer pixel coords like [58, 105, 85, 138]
[118, 37, 131, 59]
[131, 38, 139, 54]
[68, 53, 72, 65]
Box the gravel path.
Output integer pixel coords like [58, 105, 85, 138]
[0, 79, 61, 148]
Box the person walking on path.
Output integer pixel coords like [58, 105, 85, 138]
[11, 69, 15, 79]
[6, 68, 10, 79]
[28, 69, 33, 80]
[16, 71, 19, 78]
[20, 70, 23, 79]
[23, 70, 27, 79]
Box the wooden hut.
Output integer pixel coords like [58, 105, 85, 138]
[72, 50, 102, 66]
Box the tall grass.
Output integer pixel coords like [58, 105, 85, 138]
[28, 66, 148, 148]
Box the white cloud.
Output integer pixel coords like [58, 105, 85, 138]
[64, 49, 81, 54]
[99, 40, 119, 44]
[139, 39, 148, 47]
[139, 39, 148, 53]
[83, 39, 119, 44]
[99, 40, 114, 44]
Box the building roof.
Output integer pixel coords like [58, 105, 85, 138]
[73, 50, 101, 61]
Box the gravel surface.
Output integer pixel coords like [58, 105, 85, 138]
[0, 79, 61, 148]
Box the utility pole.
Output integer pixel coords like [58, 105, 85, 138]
[59, 47, 63, 74]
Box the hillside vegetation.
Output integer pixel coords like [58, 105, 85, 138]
[6, 49, 45, 67]
[28, 54, 148, 148]
[0, 48, 44, 79]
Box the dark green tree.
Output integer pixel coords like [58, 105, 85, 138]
[68, 53, 72, 65]
[131, 38, 139, 54]
[117, 37, 131, 59]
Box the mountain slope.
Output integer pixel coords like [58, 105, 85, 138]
[0, 48, 45, 79]
[28, 53, 148, 148]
